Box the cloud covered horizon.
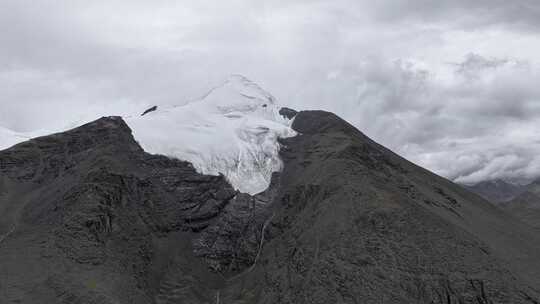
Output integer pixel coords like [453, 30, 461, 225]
[2, 0, 540, 185]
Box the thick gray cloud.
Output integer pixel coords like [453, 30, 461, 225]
[364, 0, 540, 31]
[2, 0, 540, 184]
[321, 56, 540, 184]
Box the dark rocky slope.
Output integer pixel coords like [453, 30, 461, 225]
[0, 117, 269, 303]
[218, 111, 540, 303]
[1, 111, 539, 303]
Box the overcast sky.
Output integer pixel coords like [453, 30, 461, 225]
[2, 0, 540, 184]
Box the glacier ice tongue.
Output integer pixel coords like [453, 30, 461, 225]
[127, 75, 296, 195]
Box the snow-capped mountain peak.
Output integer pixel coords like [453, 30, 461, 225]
[127, 75, 296, 194]
[200, 74, 276, 105]
[0, 75, 296, 195]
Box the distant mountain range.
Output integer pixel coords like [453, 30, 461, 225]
[464, 179, 540, 231]
[463, 179, 527, 203]
[501, 180, 540, 231]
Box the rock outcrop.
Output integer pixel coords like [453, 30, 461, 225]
[278, 107, 298, 120]
[141, 106, 158, 116]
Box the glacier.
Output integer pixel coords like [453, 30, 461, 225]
[0, 75, 296, 195]
[127, 75, 296, 194]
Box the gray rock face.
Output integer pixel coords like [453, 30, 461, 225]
[1, 111, 540, 303]
[279, 107, 298, 119]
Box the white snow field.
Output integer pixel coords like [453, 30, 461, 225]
[0, 75, 296, 195]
